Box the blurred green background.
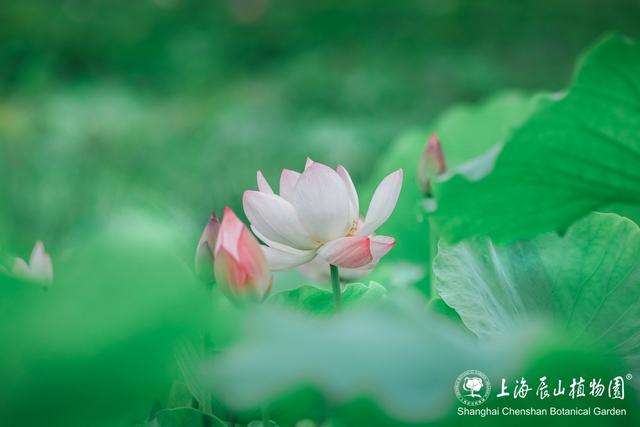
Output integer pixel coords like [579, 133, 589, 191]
[3, 3, 640, 426]
[2, 0, 640, 254]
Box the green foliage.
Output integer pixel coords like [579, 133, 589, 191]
[193, 35, 640, 426]
[3, 3, 640, 425]
[0, 212, 210, 426]
[435, 212, 640, 372]
[428, 298, 464, 326]
[4, 1, 639, 256]
[367, 91, 543, 259]
[268, 281, 386, 315]
[247, 422, 279, 427]
[201, 36, 640, 426]
[149, 408, 227, 427]
[433, 35, 640, 242]
[363, 91, 546, 294]
[205, 292, 560, 426]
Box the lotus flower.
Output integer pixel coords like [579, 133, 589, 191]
[194, 212, 221, 282]
[214, 207, 272, 302]
[417, 133, 447, 196]
[298, 256, 371, 282]
[243, 159, 403, 272]
[12, 241, 53, 285]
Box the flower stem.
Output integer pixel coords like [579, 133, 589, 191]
[330, 264, 342, 311]
[428, 216, 439, 301]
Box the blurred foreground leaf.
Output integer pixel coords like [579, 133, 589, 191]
[0, 211, 209, 426]
[247, 421, 279, 427]
[149, 407, 226, 427]
[203, 292, 557, 426]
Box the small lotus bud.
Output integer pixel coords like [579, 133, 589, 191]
[417, 133, 447, 196]
[194, 213, 221, 283]
[12, 240, 53, 286]
[214, 207, 271, 303]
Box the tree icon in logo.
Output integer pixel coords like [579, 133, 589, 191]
[463, 376, 484, 398]
[455, 370, 492, 406]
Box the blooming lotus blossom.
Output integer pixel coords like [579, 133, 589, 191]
[194, 212, 221, 282]
[12, 241, 53, 285]
[243, 159, 403, 272]
[214, 207, 272, 302]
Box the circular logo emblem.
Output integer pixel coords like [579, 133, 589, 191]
[454, 370, 491, 406]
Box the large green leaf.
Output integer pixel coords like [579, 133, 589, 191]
[367, 91, 543, 260]
[358, 91, 545, 294]
[434, 212, 640, 373]
[433, 34, 640, 242]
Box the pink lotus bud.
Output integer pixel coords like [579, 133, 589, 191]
[214, 207, 271, 302]
[194, 213, 221, 283]
[12, 241, 53, 286]
[417, 133, 447, 196]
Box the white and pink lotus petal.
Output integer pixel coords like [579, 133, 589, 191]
[214, 208, 245, 260]
[304, 157, 315, 170]
[256, 170, 274, 194]
[12, 258, 31, 278]
[279, 169, 301, 202]
[243, 190, 317, 250]
[370, 235, 395, 262]
[194, 213, 221, 281]
[317, 236, 373, 269]
[292, 162, 352, 242]
[250, 225, 303, 255]
[12, 240, 53, 285]
[261, 245, 316, 271]
[214, 207, 272, 302]
[29, 241, 52, 281]
[298, 256, 371, 282]
[357, 169, 403, 237]
[336, 165, 359, 223]
[417, 133, 447, 195]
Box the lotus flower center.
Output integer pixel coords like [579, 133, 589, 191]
[345, 219, 359, 237]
